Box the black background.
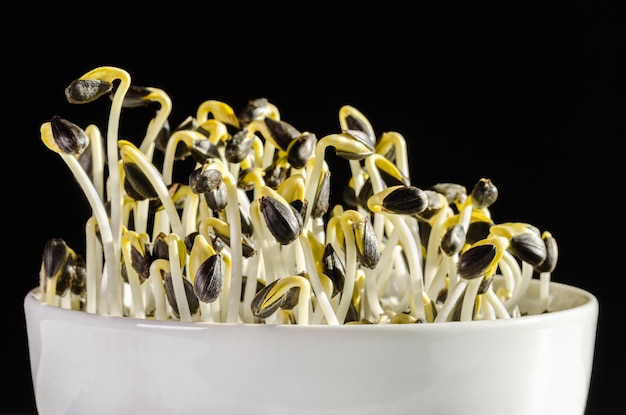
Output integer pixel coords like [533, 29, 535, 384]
[3, 2, 624, 414]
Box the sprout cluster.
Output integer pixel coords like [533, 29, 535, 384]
[38, 66, 558, 325]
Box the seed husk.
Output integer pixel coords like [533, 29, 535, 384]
[264, 117, 301, 151]
[458, 244, 497, 280]
[333, 130, 375, 160]
[123, 162, 159, 200]
[509, 232, 547, 266]
[322, 243, 346, 296]
[378, 185, 429, 215]
[189, 139, 221, 164]
[165, 273, 200, 317]
[431, 182, 468, 206]
[193, 254, 224, 303]
[48, 116, 89, 155]
[250, 276, 306, 319]
[238, 98, 274, 126]
[259, 195, 303, 245]
[470, 178, 498, 209]
[534, 231, 558, 273]
[119, 85, 155, 108]
[352, 216, 380, 269]
[441, 224, 466, 257]
[287, 132, 316, 169]
[65, 79, 113, 104]
[225, 128, 254, 163]
[312, 169, 331, 218]
[121, 231, 151, 283]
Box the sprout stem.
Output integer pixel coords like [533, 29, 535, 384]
[138, 87, 172, 160]
[59, 153, 121, 315]
[85, 216, 101, 314]
[298, 232, 340, 325]
[119, 141, 184, 237]
[222, 173, 243, 323]
[149, 259, 169, 321]
[168, 234, 192, 322]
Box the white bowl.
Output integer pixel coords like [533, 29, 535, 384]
[24, 278, 598, 415]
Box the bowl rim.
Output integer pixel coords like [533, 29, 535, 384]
[24, 278, 598, 331]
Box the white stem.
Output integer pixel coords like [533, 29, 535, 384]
[424, 210, 449, 288]
[425, 254, 448, 300]
[539, 271, 551, 310]
[182, 193, 200, 236]
[162, 130, 205, 185]
[149, 259, 169, 321]
[460, 278, 482, 321]
[336, 220, 357, 324]
[121, 232, 146, 319]
[385, 214, 425, 320]
[298, 232, 340, 325]
[434, 279, 467, 323]
[168, 235, 192, 322]
[375, 240, 400, 297]
[102, 70, 131, 289]
[60, 153, 121, 315]
[295, 279, 312, 325]
[363, 267, 384, 320]
[138, 88, 172, 160]
[85, 216, 101, 314]
[484, 288, 510, 319]
[223, 174, 243, 323]
[505, 260, 533, 312]
[219, 251, 232, 323]
[497, 256, 516, 298]
[304, 141, 332, 229]
[241, 253, 260, 323]
[85, 124, 105, 201]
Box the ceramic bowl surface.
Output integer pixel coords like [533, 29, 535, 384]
[24, 279, 598, 415]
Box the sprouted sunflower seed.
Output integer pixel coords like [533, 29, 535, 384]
[38, 66, 559, 325]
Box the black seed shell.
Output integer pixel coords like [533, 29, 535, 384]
[225, 129, 253, 163]
[381, 186, 429, 215]
[287, 132, 316, 169]
[323, 244, 346, 295]
[123, 163, 159, 200]
[193, 254, 224, 303]
[251, 279, 283, 318]
[65, 79, 112, 104]
[259, 196, 302, 245]
[535, 234, 558, 273]
[470, 178, 498, 209]
[50, 116, 89, 155]
[264, 117, 301, 151]
[353, 218, 380, 269]
[458, 244, 496, 280]
[441, 225, 466, 256]
[165, 274, 200, 317]
[509, 232, 547, 266]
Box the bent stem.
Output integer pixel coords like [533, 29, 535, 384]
[118, 140, 184, 237]
[78, 67, 131, 283]
[58, 152, 121, 315]
[138, 87, 172, 160]
[85, 124, 105, 201]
